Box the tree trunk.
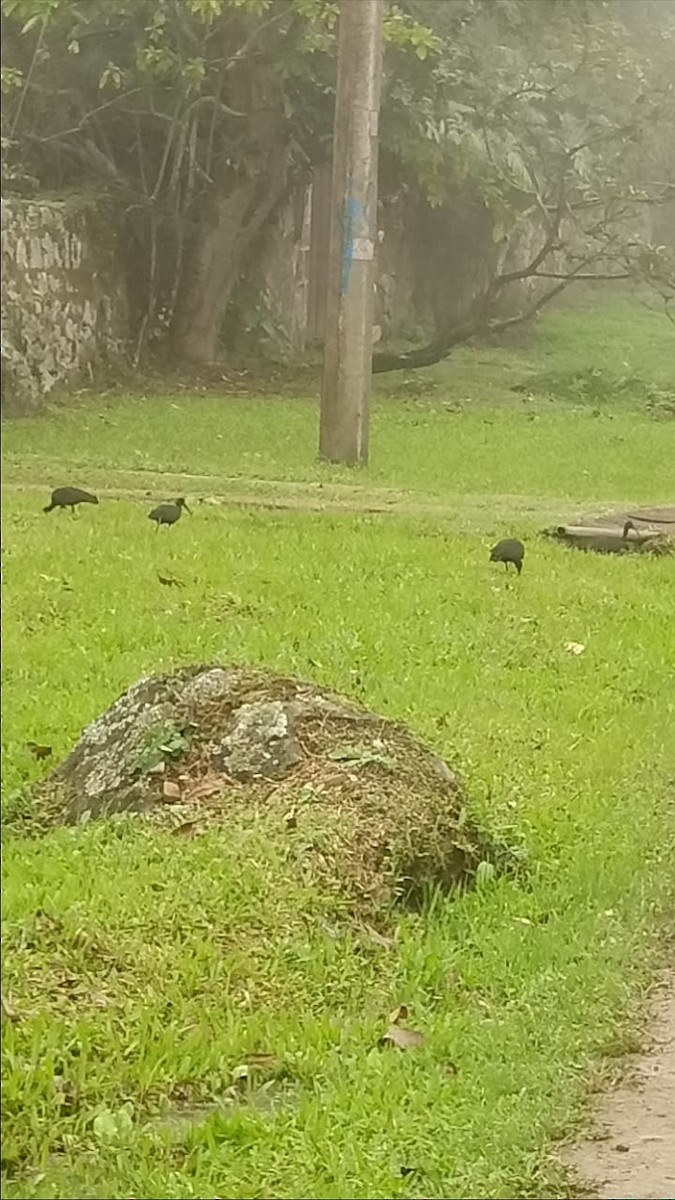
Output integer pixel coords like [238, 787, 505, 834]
[171, 82, 290, 364]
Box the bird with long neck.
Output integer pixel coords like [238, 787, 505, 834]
[43, 487, 99, 515]
[148, 497, 191, 531]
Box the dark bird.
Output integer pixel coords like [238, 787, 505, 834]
[26, 741, 52, 761]
[148, 497, 190, 530]
[43, 486, 99, 515]
[490, 537, 525, 575]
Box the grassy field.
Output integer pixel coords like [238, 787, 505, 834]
[2, 301, 675, 1199]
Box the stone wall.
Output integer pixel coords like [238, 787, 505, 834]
[229, 185, 313, 356]
[1, 198, 128, 414]
[243, 179, 675, 353]
[237, 176, 433, 354]
[242, 178, 512, 352]
[4, 185, 667, 409]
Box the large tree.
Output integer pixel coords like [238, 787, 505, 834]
[2, 0, 673, 369]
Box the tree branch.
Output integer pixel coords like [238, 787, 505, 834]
[32, 89, 146, 144]
[371, 234, 637, 375]
[529, 271, 632, 280]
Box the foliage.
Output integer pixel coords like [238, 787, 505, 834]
[373, 0, 675, 368]
[1, 0, 674, 364]
[388, 1, 672, 207]
[2, 302, 675, 1197]
[131, 722, 190, 775]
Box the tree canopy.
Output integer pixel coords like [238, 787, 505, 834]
[374, 0, 675, 368]
[2, 0, 674, 366]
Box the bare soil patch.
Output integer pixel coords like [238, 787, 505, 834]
[560, 971, 675, 1200]
[3, 476, 636, 529]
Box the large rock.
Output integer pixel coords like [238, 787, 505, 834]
[33, 665, 510, 910]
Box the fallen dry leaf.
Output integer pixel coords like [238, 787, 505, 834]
[162, 780, 181, 801]
[171, 821, 198, 839]
[184, 775, 224, 804]
[360, 924, 396, 949]
[564, 641, 586, 655]
[26, 741, 52, 761]
[388, 1004, 409, 1025]
[1, 995, 21, 1022]
[89, 990, 112, 1008]
[381, 1024, 425, 1051]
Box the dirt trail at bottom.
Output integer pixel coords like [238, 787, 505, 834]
[561, 973, 675, 1200]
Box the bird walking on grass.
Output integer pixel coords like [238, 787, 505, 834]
[489, 537, 525, 575]
[148, 497, 190, 530]
[43, 486, 99, 515]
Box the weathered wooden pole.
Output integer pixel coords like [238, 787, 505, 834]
[319, 0, 384, 465]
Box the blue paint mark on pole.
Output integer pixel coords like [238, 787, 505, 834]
[340, 200, 354, 297]
[341, 177, 369, 296]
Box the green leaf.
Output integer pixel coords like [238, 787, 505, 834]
[187, 0, 224, 21]
[92, 1106, 133, 1144]
[21, 13, 43, 33]
[475, 861, 497, 891]
[1, 67, 24, 94]
[98, 62, 123, 91]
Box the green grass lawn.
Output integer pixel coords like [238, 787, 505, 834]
[2, 301, 675, 1199]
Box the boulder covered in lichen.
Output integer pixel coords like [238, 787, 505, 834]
[32, 664, 511, 911]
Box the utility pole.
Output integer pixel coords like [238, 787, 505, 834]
[319, 0, 384, 466]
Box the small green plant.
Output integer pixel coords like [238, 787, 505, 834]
[92, 1105, 134, 1145]
[131, 722, 189, 775]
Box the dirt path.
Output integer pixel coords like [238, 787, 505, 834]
[561, 973, 675, 1200]
[4, 476, 664, 531]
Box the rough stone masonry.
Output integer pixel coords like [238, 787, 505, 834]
[1, 197, 128, 413]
